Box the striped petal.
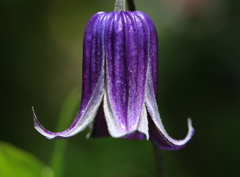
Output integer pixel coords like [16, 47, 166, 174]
[33, 12, 106, 139]
[133, 11, 194, 150]
[103, 11, 149, 139]
[141, 14, 195, 148]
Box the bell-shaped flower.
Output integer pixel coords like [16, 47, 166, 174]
[33, 11, 194, 150]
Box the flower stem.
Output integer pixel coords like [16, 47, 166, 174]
[114, 0, 136, 11]
[127, 0, 136, 11]
[153, 144, 167, 177]
[50, 89, 80, 177]
[114, 0, 126, 11]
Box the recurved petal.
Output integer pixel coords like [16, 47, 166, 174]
[137, 10, 194, 149]
[149, 117, 194, 150]
[145, 63, 194, 149]
[33, 12, 107, 139]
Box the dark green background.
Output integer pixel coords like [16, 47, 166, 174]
[1, 0, 240, 176]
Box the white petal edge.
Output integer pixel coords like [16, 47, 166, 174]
[137, 104, 149, 140]
[103, 91, 149, 139]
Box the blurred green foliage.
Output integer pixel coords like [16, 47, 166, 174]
[1, 0, 240, 177]
[0, 142, 53, 177]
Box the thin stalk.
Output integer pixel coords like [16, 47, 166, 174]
[153, 144, 167, 177]
[114, 0, 136, 11]
[114, 0, 126, 11]
[127, 0, 136, 11]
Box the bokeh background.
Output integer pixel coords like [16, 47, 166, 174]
[1, 0, 240, 176]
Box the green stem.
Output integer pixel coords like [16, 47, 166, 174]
[153, 144, 167, 177]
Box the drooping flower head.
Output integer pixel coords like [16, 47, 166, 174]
[33, 9, 194, 150]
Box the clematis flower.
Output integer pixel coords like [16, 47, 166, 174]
[33, 10, 194, 150]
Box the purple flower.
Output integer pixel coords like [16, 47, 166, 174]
[33, 11, 194, 150]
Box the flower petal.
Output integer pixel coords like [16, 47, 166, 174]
[122, 104, 149, 140]
[135, 11, 194, 149]
[145, 61, 194, 149]
[134, 11, 159, 94]
[33, 12, 107, 139]
[103, 11, 149, 138]
[149, 117, 194, 150]
[87, 103, 110, 138]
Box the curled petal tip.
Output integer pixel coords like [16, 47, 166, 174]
[32, 108, 77, 139]
[171, 118, 194, 149]
[167, 118, 195, 149]
[186, 118, 195, 141]
[32, 107, 56, 139]
[187, 118, 194, 133]
[148, 107, 195, 150]
[32, 106, 38, 123]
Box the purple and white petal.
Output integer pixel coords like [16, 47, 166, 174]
[145, 62, 194, 149]
[104, 11, 149, 138]
[136, 11, 194, 149]
[33, 12, 107, 139]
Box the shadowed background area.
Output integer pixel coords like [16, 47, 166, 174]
[1, 0, 240, 176]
